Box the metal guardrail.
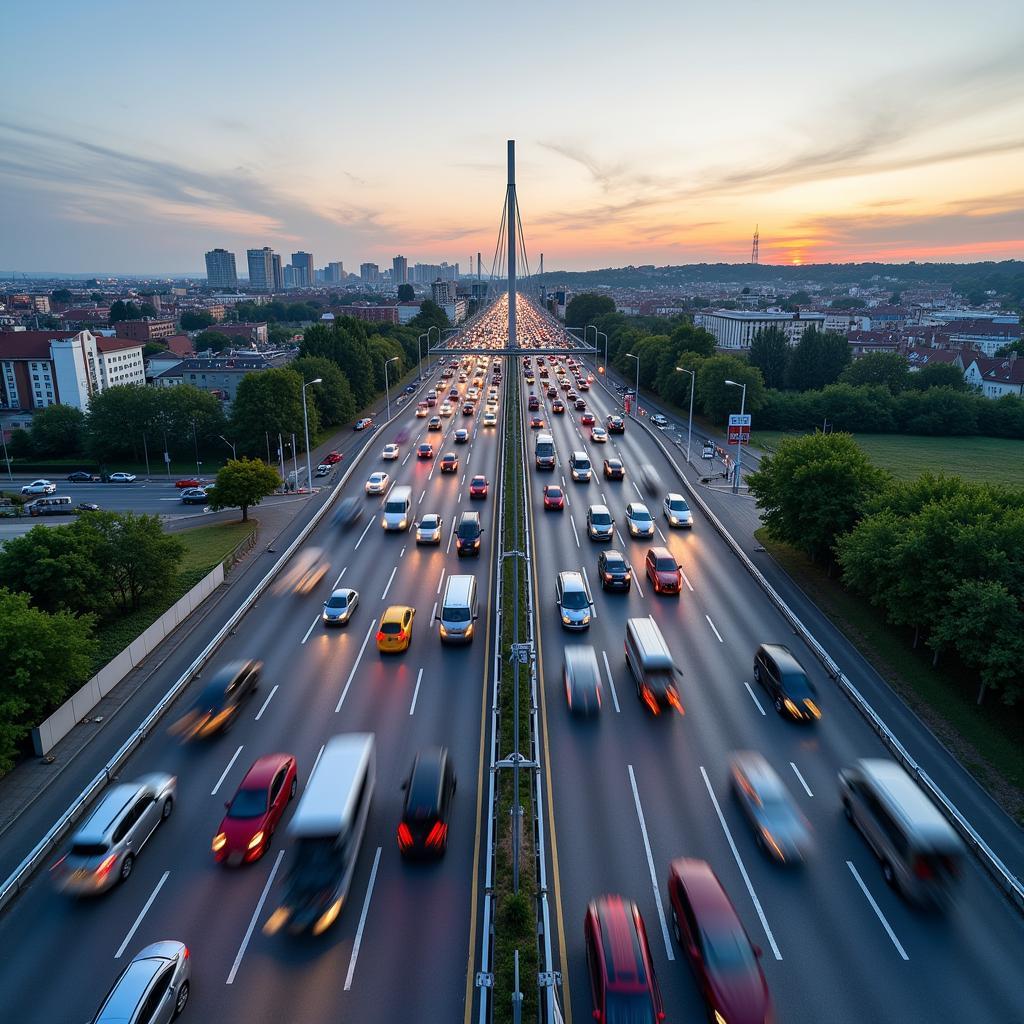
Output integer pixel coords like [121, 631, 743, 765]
[0, 374, 438, 914]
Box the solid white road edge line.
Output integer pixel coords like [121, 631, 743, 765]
[846, 861, 909, 960]
[790, 762, 814, 797]
[336, 623, 376, 712]
[601, 650, 621, 713]
[744, 682, 766, 716]
[307, 744, 325, 786]
[211, 745, 244, 796]
[409, 668, 424, 715]
[344, 846, 383, 990]
[627, 765, 675, 961]
[680, 567, 694, 592]
[254, 685, 279, 721]
[700, 766, 782, 960]
[115, 871, 169, 959]
[227, 849, 285, 984]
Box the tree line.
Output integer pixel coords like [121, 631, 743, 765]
[747, 433, 1024, 706]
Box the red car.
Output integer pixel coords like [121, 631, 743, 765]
[212, 753, 297, 865]
[668, 858, 772, 1024]
[584, 895, 665, 1024]
[646, 546, 681, 594]
[580, 412, 595, 426]
[552, 400, 565, 414]
[469, 475, 489, 499]
[323, 451, 343, 465]
[531, 415, 546, 429]
[543, 485, 564, 510]
[175, 477, 202, 488]
[440, 452, 459, 473]
[417, 443, 434, 459]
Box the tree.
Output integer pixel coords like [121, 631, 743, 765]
[80, 512, 185, 613]
[180, 310, 215, 331]
[193, 330, 235, 353]
[29, 404, 87, 457]
[830, 296, 867, 310]
[0, 523, 105, 615]
[108, 300, 142, 323]
[889, 291, 902, 304]
[995, 338, 1024, 357]
[397, 283, 415, 301]
[367, 335, 406, 390]
[51, 288, 73, 303]
[301, 321, 376, 407]
[207, 457, 281, 521]
[408, 300, 450, 334]
[748, 432, 888, 562]
[669, 322, 716, 359]
[839, 352, 909, 392]
[565, 293, 616, 330]
[85, 384, 162, 461]
[695, 355, 765, 424]
[291, 356, 356, 426]
[230, 368, 314, 453]
[906, 363, 968, 392]
[138, 301, 158, 318]
[748, 327, 791, 390]
[268, 324, 294, 346]
[785, 328, 851, 391]
[0, 589, 97, 772]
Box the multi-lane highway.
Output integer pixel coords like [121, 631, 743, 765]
[1, 294, 1022, 1023]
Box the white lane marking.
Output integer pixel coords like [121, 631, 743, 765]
[409, 668, 424, 715]
[402, 451, 412, 466]
[457, 492, 462, 504]
[615, 529, 627, 547]
[744, 682, 766, 715]
[680, 567, 694, 592]
[627, 765, 675, 962]
[400, 546, 406, 558]
[700, 766, 783, 960]
[307, 744, 325, 786]
[353, 517, 374, 550]
[332, 566, 348, 588]
[446, 523, 456, 553]
[631, 481, 644, 500]
[380, 566, 398, 601]
[632, 567, 645, 599]
[705, 615, 724, 643]
[656, 525, 668, 543]
[569, 513, 580, 548]
[561, 474, 567, 488]
[582, 566, 596, 618]
[419, 489, 426, 504]
[437, 567, 447, 594]
[211, 745, 244, 795]
[336, 622, 376, 712]
[255, 684, 279, 721]
[790, 762, 814, 797]
[344, 846, 383, 990]
[466, 451, 472, 465]
[601, 490, 607, 504]
[115, 871, 169, 958]
[847, 861, 909, 960]
[601, 650, 621, 713]
[227, 849, 285, 984]
[301, 616, 318, 644]
[431, 601, 438, 623]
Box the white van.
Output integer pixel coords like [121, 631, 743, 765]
[270, 733, 375, 935]
[439, 574, 478, 644]
[569, 451, 592, 482]
[26, 495, 74, 516]
[382, 485, 412, 531]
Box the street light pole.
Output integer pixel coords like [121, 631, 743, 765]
[1, 427, 13, 482]
[417, 332, 427, 381]
[676, 367, 696, 466]
[426, 325, 440, 374]
[301, 377, 322, 491]
[218, 435, 237, 460]
[384, 356, 399, 422]
[597, 331, 608, 376]
[725, 378, 747, 494]
[625, 352, 640, 419]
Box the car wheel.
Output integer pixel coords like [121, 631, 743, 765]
[174, 980, 189, 1018]
[882, 861, 896, 888]
[774, 697, 784, 714]
[161, 796, 174, 819]
[119, 853, 134, 883]
[289, 777, 297, 799]
[753, 664, 761, 682]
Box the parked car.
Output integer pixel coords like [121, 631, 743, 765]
[66, 471, 99, 482]
[109, 472, 137, 483]
[180, 488, 208, 505]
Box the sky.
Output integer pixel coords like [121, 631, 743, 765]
[2, 0, 1023, 275]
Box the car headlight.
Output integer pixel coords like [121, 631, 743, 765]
[312, 899, 343, 936]
[247, 831, 265, 851]
[439, 624, 448, 637]
[713, 1012, 728, 1024]
[784, 698, 800, 717]
[212, 833, 227, 852]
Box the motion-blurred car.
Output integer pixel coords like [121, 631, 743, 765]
[88, 940, 191, 1021]
[315, 464, 331, 477]
[66, 470, 100, 482]
[646, 547, 681, 594]
[563, 644, 602, 715]
[290, 547, 329, 594]
[172, 660, 261, 741]
[322, 588, 359, 625]
[597, 549, 632, 591]
[21, 479, 56, 495]
[625, 502, 655, 538]
[323, 451, 343, 465]
[731, 751, 811, 863]
[332, 496, 362, 528]
[603, 458, 625, 480]
[376, 605, 415, 653]
[365, 472, 390, 494]
[663, 493, 693, 528]
[417, 443, 435, 460]
[416, 513, 443, 545]
[469, 475, 489, 498]
[439, 402, 454, 417]
[180, 488, 208, 505]
[109, 472, 137, 483]
[440, 452, 459, 473]
[397, 747, 456, 859]
[175, 477, 202, 488]
[213, 754, 297, 865]
[52, 773, 176, 894]
[640, 464, 659, 494]
[668, 858, 773, 1024]
[542, 484, 564, 510]
[454, 428, 470, 444]
[354, 417, 373, 430]
[753, 644, 821, 721]
[382, 443, 400, 460]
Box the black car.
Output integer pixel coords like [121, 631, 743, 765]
[67, 470, 98, 482]
[455, 511, 483, 557]
[597, 549, 632, 591]
[753, 643, 821, 722]
[332, 496, 363, 529]
[174, 659, 262, 740]
[397, 747, 456, 858]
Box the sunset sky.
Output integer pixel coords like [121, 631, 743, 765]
[2, 0, 1022, 274]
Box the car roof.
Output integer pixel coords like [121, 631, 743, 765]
[649, 546, 673, 561]
[732, 751, 785, 798]
[240, 753, 292, 790]
[669, 858, 737, 927]
[76, 783, 142, 844]
[855, 759, 960, 841]
[564, 644, 599, 676]
[208, 659, 256, 689]
[759, 643, 805, 676]
[404, 748, 447, 817]
[589, 503, 610, 514]
[602, 549, 626, 563]
[593, 896, 649, 990]
[382, 604, 413, 622]
[558, 570, 586, 590]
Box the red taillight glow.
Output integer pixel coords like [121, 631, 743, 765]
[397, 823, 413, 849]
[641, 687, 661, 715]
[96, 853, 118, 877]
[426, 822, 448, 848]
[666, 688, 685, 715]
[183, 945, 190, 960]
[914, 858, 935, 880]
[376, 631, 386, 643]
[50, 855, 67, 875]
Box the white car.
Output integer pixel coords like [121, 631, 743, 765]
[650, 413, 668, 428]
[21, 479, 56, 495]
[415, 513, 443, 545]
[365, 472, 390, 495]
[322, 588, 359, 625]
[109, 472, 137, 483]
[482, 411, 497, 427]
[439, 402, 454, 417]
[625, 502, 655, 538]
[382, 444, 400, 460]
[663, 493, 694, 528]
[354, 417, 373, 431]
[315, 464, 332, 477]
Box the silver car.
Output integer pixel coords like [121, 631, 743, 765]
[586, 504, 615, 541]
[563, 645, 602, 715]
[322, 588, 359, 625]
[416, 513, 443, 545]
[53, 773, 176, 894]
[663, 493, 693, 528]
[21, 479, 56, 495]
[625, 502, 655, 538]
[556, 570, 593, 631]
[91, 940, 191, 1023]
[730, 752, 810, 864]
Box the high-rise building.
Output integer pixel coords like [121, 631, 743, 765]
[327, 261, 345, 283]
[432, 279, 455, 305]
[246, 247, 275, 291]
[291, 252, 314, 288]
[392, 255, 408, 286]
[360, 262, 380, 285]
[205, 248, 238, 289]
[271, 253, 283, 292]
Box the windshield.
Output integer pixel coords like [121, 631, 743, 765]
[381, 621, 402, 634]
[561, 589, 588, 610]
[655, 557, 677, 571]
[444, 606, 471, 623]
[421, 516, 439, 528]
[669, 499, 689, 512]
[385, 499, 406, 513]
[458, 522, 480, 538]
[592, 512, 611, 525]
[701, 925, 757, 973]
[228, 787, 268, 819]
[326, 595, 348, 609]
[576, 460, 590, 470]
[631, 508, 651, 521]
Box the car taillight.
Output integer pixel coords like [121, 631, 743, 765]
[397, 823, 413, 849]
[96, 853, 118, 877]
[641, 686, 661, 715]
[913, 857, 935, 880]
[426, 822, 448, 848]
[666, 687, 685, 716]
[376, 631, 386, 643]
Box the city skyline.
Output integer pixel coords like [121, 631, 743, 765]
[2, 0, 1022, 274]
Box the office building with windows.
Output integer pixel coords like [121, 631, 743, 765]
[247, 247, 276, 291]
[204, 248, 238, 289]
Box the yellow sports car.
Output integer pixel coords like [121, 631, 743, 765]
[376, 605, 415, 653]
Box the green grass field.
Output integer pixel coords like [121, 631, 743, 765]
[751, 432, 1024, 487]
[176, 521, 257, 572]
